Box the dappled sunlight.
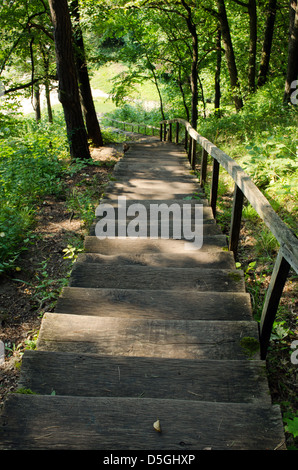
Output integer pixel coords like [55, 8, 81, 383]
[37, 313, 257, 361]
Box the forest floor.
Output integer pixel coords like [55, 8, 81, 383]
[0, 142, 123, 408]
[0, 134, 297, 449]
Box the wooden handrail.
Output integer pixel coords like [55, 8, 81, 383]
[161, 118, 298, 359]
[103, 117, 159, 136]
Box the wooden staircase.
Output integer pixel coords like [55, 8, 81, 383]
[0, 139, 285, 450]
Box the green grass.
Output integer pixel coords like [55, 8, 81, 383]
[90, 62, 161, 103]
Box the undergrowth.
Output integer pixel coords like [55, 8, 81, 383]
[193, 80, 298, 448]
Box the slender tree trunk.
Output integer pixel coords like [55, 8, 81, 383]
[147, 57, 166, 121]
[178, 67, 190, 122]
[190, 30, 199, 128]
[214, 27, 222, 116]
[216, 0, 243, 111]
[48, 0, 90, 160]
[33, 83, 41, 121]
[45, 80, 53, 123]
[248, 0, 257, 92]
[257, 0, 277, 87]
[284, 0, 298, 103]
[41, 45, 53, 123]
[69, 0, 103, 147]
[181, 0, 198, 128]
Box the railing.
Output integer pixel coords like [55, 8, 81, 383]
[103, 118, 160, 136]
[160, 118, 298, 359]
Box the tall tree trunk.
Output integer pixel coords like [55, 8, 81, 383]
[48, 0, 90, 160]
[284, 0, 298, 103]
[248, 0, 257, 92]
[146, 55, 166, 121]
[181, 0, 198, 129]
[45, 80, 53, 123]
[69, 0, 103, 147]
[41, 45, 53, 123]
[178, 67, 190, 122]
[257, 0, 277, 87]
[214, 27, 222, 116]
[216, 0, 243, 111]
[190, 30, 199, 128]
[32, 83, 41, 121]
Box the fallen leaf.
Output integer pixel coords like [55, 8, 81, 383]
[153, 419, 161, 433]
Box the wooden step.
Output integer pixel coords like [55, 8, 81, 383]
[0, 394, 285, 450]
[98, 198, 208, 207]
[55, 287, 252, 320]
[84, 235, 227, 254]
[68, 263, 245, 291]
[89, 220, 223, 238]
[104, 182, 201, 200]
[18, 350, 272, 404]
[113, 169, 199, 181]
[75, 250, 235, 269]
[36, 313, 259, 360]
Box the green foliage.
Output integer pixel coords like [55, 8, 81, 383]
[285, 416, 298, 439]
[104, 102, 162, 127]
[197, 80, 298, 232]
[0, 113, 68, 273]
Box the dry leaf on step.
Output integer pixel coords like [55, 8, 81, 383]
[153, 419, 161, 433]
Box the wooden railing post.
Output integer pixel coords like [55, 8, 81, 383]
[210, 159, 220, 218]
[200, 148, 208, 188]
[259, 250, 291, 359]
[191, 140, 196, 170]
[184, 129, 188, 151]
[169, 123, 172, 142]
[163, 123, 167, 141]
[160, 124, 163, 141]
[175, 122, 179, 144]
[229, 184, 244, 259]
[188, 136, 192, 163]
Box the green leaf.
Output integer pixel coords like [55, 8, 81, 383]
[285, 417, 298, 438]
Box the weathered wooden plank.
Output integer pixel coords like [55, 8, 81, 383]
[19, 350, 272, 404]
[105, 180, 201, 200]
[75, 250, 235, 269]
[89, 221, 222, 238]
[36, 313, 259, 360]
[84, 235, 227, 254]
[99, 198, 208, 207]
[229, 184, 244, 258]
[113, 171, 200, 182]
[200, 148, 208, 187]
[0, 394, 285, 450]
[55, 287, 252, 320]
[210, 159, 220, 218]
[68, 263, 245, 291]
[260, 250, 291, 359]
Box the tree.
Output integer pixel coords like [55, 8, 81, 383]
[283, 0, 298, 103]
[48, 0, 91, 160]
[214, 26, 222, 116]
[216, 0, 243, 111]
[0, 0, 56, 120]
[70, 0, 103, 147]
[257, 0, 277, 87]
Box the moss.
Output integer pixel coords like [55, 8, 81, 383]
[15, 387, 38, 395]
[228, 271, 242, 282]
[240, 336, 260, 358]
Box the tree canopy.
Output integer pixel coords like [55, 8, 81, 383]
[0, 0, 297, 151]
